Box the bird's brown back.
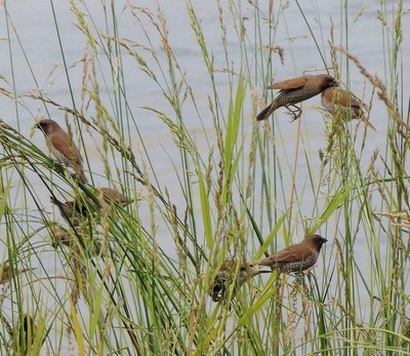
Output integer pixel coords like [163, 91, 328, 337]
[269, 240, 315, 263]
[268, 76, 308, 90]
[268, 74, 334, 91]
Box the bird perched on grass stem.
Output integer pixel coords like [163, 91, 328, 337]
[35, 119, 88, 184]
[209, 259, 271, 302]
[255, 235, 327, 274]
[257, 74, 338, 122]
[50, 188, 131, 228]
[321, 86, 376, 131]
[98, 187, 133, 206]
[49, 225, 73, 248]
[50, 196, 89, 228]
[0, 263, 32, 285]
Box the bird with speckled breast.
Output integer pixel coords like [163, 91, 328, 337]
[255, 235, 327, 274]
[257, 74, 338, 122]
[35, 119, 88, 184]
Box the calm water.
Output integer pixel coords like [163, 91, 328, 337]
[0, 0, 409, 350]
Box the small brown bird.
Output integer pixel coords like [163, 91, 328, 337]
[321, 86, 376, 130]
[49, 224, 103, 257]
[35, 119, 87, 183]
[50, 225, 73, 248]
[50, 196, 89, 227]
[98, 187, 133, 206]
[209, 259, 270, 302]
[0, 263, 32, 284]
[255, 235, 327, 274]
[257, 74, 338, 121]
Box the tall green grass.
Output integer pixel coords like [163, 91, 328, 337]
[0, 0, 409, 354]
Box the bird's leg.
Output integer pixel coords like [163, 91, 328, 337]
[294, 271, 304, 283]
[285, 105, 302, 122]
[290, 105, 302, 121]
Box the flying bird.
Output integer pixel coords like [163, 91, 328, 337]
[255, 235, 327, 274]
[321, 86, 376, 131]
[257, 74, 338, 122]
[35, 119, 88, 184]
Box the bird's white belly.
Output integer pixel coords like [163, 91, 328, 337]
[46, 139, 71, 167]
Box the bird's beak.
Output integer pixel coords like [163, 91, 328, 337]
[322, 237, 328, 243]
[331, 80, 339, 87]
[30, 122, 41, 138]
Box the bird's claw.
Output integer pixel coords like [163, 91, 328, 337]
[289, 113, 302, 122]
[285, 106, 302, 122]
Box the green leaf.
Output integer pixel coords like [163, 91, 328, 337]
[197, 166, 213, 249]
[89, 281, 104, 341]
[238, 274, 278, 327]
[254, 211, 288, 259]
[307, 185, 350, 235]
[222, 74, 246, 205]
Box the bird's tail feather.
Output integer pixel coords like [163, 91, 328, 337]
[359, 117, 376, 131]
[354, 107, 376, 131]
[253, 257, 277, 268]
[256, 99, 280, 121]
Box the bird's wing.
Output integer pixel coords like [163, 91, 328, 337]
[50, 133, 83, 165]
[267, 76, 307, 90]
[270, 243, 305, 263]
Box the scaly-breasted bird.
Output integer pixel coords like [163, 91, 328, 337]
[50, 196, 89, 227]
[35, 119, 88, 184]
[98, 187, 133, 206]
[50, 189, 131, 228]
[255, 235, 327, 274]
[210, 259, 270, 302]
[321, 86, 376, 131]
[257, 74, 338, 122]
